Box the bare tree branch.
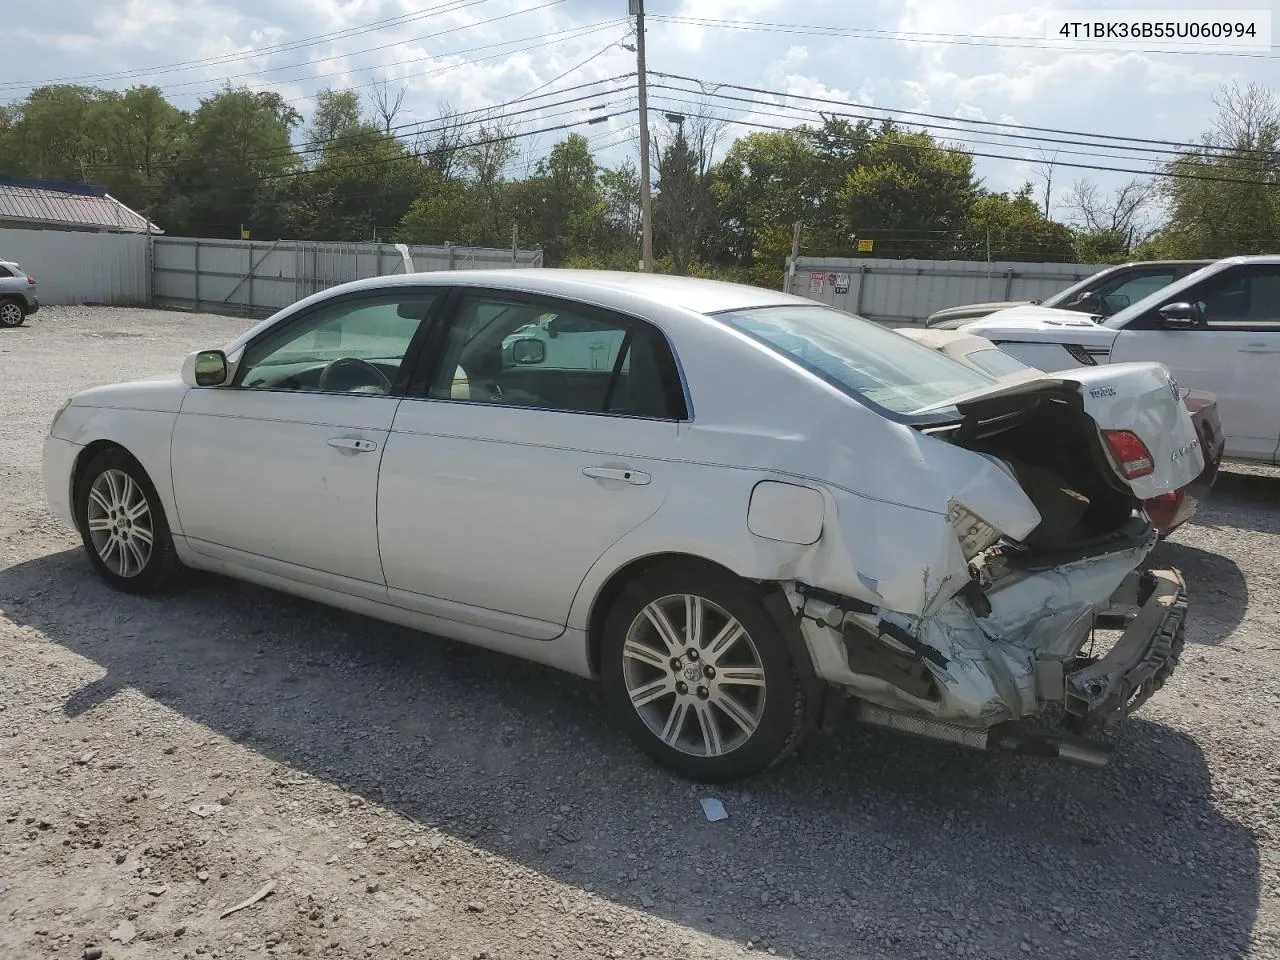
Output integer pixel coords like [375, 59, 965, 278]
[368, 78, 407, 135]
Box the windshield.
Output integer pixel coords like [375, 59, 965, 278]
[710, 304, 996, 418]
[1041, 267, 1119, 309]
[1102, 261, 1221, 329]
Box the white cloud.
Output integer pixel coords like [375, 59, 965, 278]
[4, 0, 1274, 198]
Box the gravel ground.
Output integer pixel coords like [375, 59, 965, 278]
[2, 305, 1279, 960]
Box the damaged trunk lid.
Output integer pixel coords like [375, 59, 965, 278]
[927, 361, 1204, 503]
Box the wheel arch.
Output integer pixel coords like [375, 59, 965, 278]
[70, 440, 131, 531]
[583, 551, 818, 698]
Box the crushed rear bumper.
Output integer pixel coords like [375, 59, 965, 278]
[1062, 568, 1187, 733]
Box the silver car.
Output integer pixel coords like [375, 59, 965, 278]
[0, 259, 39, 327]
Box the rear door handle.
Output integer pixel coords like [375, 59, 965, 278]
[583, 466, 651, 485]
[328, 437, 379, 453]
[1241, 345, 1280, 354]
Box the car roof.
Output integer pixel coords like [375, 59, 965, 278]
[306, 268, 814, 315]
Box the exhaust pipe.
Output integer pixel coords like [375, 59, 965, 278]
[854, 701, 1112, 767]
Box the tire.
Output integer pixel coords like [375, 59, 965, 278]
[0, 298, 26, 328]
[601, 560, 812, 783]
[74, 447, 183, 594]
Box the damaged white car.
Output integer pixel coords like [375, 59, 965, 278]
[42, 271, 1202, 783]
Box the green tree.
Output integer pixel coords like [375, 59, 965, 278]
[285, 88, 426, 241]
[308, 88, 364, 146]
[1157, 81, 1280, 258]
[397, 175, 488, 245]
[967, 184, 1076, 262]
[166, 87, 302, 237]
[516, 133, 603, 264]
[837, 124, 979, 259]
[599, 160, 641, 260]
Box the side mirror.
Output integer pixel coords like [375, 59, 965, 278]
[182, 349, 230, 387]
[1157, 302, 1203, 330]
[509, 338, 546, 365]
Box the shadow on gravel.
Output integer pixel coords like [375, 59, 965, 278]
[1, 550, 1262, 960]
[1149, 540, 1247, 645]
[1204, 469, 1280, 518]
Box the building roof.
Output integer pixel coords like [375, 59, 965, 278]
[0, 176, 162, 234]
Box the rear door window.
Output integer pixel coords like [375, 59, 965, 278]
[426, 293, 686, 419]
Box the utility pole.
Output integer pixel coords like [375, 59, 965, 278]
[512, 222, 519, 267]
[783, 221, 801, 291]
[632, 0, 654, 273]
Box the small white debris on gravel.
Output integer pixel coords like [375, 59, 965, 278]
[1, 305, 1279, 959]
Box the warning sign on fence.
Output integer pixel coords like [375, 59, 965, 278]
[834, 273, 850, 294]
[808, 272, 824, 293]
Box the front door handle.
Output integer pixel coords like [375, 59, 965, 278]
[1241, 345, 1280, 354]
[583, 465, 651, 485]
[327, 437, 379, 453]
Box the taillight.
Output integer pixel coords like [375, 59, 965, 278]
[1103, 429, 1155, 480]
[26, 275, 35, 285]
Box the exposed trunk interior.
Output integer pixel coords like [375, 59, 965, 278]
[933, 389, 1139, 553]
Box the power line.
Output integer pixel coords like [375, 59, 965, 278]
[650, 14, 1280, 59]
[165, 21, 628, 105]
[0, 0, 499, 91]
[647, 89, 1212, 174]
[260, 111, 638, 182]
[648, 84, 1242, 166]
[119, 0, 572, 96]
[651, 71, 1280, 159]
[652, 101, 1279, 189]
[84, 78, 634, 175]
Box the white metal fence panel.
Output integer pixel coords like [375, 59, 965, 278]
[0, 227, 149, 306]
[786, 257, 1102, 325]
[152, 237, 544, 317]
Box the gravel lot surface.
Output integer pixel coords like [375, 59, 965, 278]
[2, 305, 1279, 960]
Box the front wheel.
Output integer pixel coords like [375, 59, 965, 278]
[75, 447, 183, 593]
[601, 561, 812, 783]
[0, 299, 26, 327]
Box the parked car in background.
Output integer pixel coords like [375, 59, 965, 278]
[926, 260, 1212, 329]
[966, 255, 1280, 464]
[898, 326, 1224, 537]
[0, 258, 39, 327]
[45, 271, 1201, 782]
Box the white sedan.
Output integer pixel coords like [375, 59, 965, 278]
[44, 270, 1202, 782]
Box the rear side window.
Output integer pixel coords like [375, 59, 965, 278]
[0, 266, 13, 278]
[710, 304, 994, 418]
[427, 293, 686, 419]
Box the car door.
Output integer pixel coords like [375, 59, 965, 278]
[170, 288, 440, 595]
[377, 288, 686, 639]
[1109, 263, 1280, 462]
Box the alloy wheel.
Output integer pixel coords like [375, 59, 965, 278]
[621, 593, 767, 757]
[85, 469, 154, 578]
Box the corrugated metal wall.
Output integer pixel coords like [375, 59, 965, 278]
[152, 237, 545, 318]
[786, 257, 1100, 325]
[0, 227, 149, 305]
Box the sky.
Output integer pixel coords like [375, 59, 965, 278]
[4, 0, 1279, 222]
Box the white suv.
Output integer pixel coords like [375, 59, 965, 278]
[967, 255, 1280, 464]
[0, 259, 39, 327]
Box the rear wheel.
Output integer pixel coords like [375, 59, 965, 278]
[0, 299, 26, 328]
[75, 448, 182, 593]
[601, 561, 811, 783]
